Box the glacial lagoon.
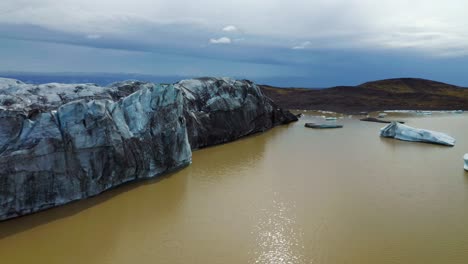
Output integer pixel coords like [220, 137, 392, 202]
[1, 112, 468, 264]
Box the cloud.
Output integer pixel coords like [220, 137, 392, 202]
[86, 34, 101, 39]
[222, 25, 238, 32]
[292, 41, 311, 50]
[209, 37, 231, 44]
[0, 0, 468, 56]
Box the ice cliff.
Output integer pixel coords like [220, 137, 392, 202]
[177, 77, 297, 149]
[0, 77, 297, 220]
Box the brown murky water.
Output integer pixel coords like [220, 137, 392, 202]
[1, 112, 468, 264]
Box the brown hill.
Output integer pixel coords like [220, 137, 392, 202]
[260, 78, 468, 113]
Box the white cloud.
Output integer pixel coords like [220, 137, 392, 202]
[222, 25, 237, 32]
[86, 34, 101, 39]
[292, 41, 311, 50]
[1, 0, 468, 56]
[209, 37, 231, 44]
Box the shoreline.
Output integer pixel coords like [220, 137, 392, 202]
[289, 109, 465, 115]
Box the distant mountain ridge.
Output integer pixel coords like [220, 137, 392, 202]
[261, 78, 468, 113]
[359, 78, 463, 93]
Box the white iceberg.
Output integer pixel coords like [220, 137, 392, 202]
[416, 111, 432, 116]
[380, 122, 455, 146]
[464, 154, 468, 171]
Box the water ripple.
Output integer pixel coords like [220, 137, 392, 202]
[252, 194, 305, 264]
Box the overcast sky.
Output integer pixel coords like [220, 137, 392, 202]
[1, 0, 467, 86]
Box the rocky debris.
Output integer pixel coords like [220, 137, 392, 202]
[360, 117, 405, 124]
[0, 77, 296, 220]
[380, 122, 455, 146]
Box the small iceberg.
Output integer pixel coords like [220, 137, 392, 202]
[464, 154, 468, 171]
[380, 122, 455, 146]
[416, 111, 432, 116]
[305, 123, 343, 129]
[319, 110, 336, 114]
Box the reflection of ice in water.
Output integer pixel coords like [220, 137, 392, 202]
[253, 194, 305, 264]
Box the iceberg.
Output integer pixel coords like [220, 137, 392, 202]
[305, 123, 343, 129]
[416, 111, 432, 116]
[380, 122, 455, 146]
[464, 154, 468, 171]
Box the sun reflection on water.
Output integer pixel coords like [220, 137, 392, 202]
[252, 194, 305, 264]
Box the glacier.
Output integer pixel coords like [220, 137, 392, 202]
[0, 77, 297, 220]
